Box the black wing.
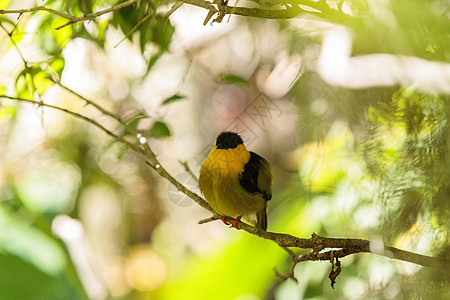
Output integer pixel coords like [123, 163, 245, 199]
[239, 151, 272, 201]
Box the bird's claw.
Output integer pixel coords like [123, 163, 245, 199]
[220, 215, 230, 225]
[230, 216, 242, 229]
[220, 215, 242, 229]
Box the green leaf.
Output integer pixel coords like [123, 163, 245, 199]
[146, 121, 171, 138]
[125, 111, 148, 131]
[37, 15, 73, 55]
[161, 94, 186, 106]
[0, 16, 15, 27]
[0, 207, 66, 276]
[14, 68, 37, 98]
[0, 253, 87, 300]
[146, 49, 163, 75]
[111, 1, 147, 44]
[49, 57, 65, 79]
[95, 20, 109, 47]
[219, 73, 249, 86]
[153, 17, 174, 52]
[34, 70, 54, 94]
[73, 25, 95, 42]
[78, 0, 93, 15]
[139, 17, 153, 54]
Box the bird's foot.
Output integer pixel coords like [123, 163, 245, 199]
[220, 216, 230, 225]
[230, 216, 242, 229]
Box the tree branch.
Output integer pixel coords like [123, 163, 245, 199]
[0, 6, 73, 21]
[0, 95, 146, 156]
[274, 247, 299, 283]
[1, 92, 448, 280]
[0, 0, 141, 29]
[181, 0, 357, 25]
[49, 79, 128, 127]
[0, 0, 356, 29]
[0, 24, 38, 97]
[179, 160, 199, 182]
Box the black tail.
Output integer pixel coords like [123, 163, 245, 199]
[256, 204, 267, 231]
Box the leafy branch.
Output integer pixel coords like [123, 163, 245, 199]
[0, 0, 357, 29]
[0, 0, 141, 29]
[183, 0, 356, 25]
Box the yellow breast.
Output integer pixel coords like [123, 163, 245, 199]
[201, 144, 250, 177]
[199, 143, 259, 217]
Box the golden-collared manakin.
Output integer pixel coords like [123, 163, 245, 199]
[199, 131, 272, 230]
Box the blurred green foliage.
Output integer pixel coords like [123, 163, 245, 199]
[361, 89, 449, 253]
[347, 0, 449, 60]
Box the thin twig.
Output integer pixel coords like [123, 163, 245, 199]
[0, 0, 141, 30]
[0, 6, 74, 20]
[49, 81, 164, 172]
[50, 79, 127, 126]
[0, 95, 146, 156]
[0, 23, 39, 102]
[198, 216, 219, 224]
[0, 23, 26, 65]
[114, 12, 154, 48]
[179, 160, 198, 182]
[54, 0, 141, 30]
[275, 247, 299, 283]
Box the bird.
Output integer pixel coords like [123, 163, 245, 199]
[199, 131, 272, 230]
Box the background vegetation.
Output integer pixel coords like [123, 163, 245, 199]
[0, 0, 449, 299]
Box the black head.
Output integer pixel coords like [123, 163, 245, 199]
[215, 131, 244, 149]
